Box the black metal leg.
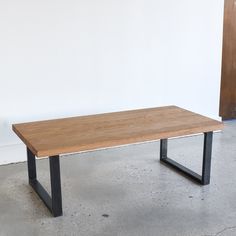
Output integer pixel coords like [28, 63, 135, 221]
[160, 139, 168, 160]
[27, 148, 63, 217]
[50, 156, 62, 217]
[27, 148, 37, 181]
[202, 132, 213, 185]
[160, 132, 213, 185]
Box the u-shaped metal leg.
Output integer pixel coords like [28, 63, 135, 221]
[160, 132, 213, 185]
[27, 148, 63, 217]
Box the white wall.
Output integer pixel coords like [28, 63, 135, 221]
[0, 0, 224, 164]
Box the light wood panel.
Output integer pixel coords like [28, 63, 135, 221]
[12, 106, 223, 157]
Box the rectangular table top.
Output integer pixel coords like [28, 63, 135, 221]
[12, 106, 223, 158]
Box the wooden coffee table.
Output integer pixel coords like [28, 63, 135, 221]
[12, 106, 223, 217]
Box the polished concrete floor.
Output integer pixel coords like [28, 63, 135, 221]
[0, 121, 236, 236]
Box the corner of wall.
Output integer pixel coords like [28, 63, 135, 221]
[0, 144, 26, 165]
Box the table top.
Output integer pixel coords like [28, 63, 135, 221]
[12, 106, 223, 158]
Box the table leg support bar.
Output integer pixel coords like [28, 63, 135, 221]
[27, 148, 62, 217]
[160, 132, 213, 185]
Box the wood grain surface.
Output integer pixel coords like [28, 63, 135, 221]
[12, 106, 223, 157]
[220, 0, 236, 119]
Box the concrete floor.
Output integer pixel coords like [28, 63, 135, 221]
[0, 121, 236, 236]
